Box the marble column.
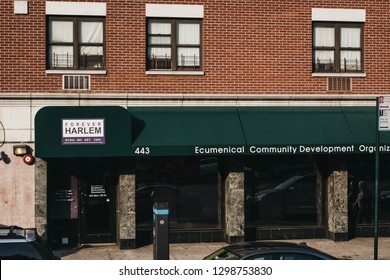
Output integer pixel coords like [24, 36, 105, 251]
[224, 172, 245, 243]
[327, 170, 349, 241]
[117, 173, 136, 249]
[35, 158, 48, 240]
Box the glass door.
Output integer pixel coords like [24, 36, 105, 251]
[79, 173, 117, 244]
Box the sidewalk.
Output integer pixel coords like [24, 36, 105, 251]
[54, 237, 390, 260]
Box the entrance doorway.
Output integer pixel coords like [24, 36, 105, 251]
[79, 180, 116, 243]
[47, 158, 118, 246]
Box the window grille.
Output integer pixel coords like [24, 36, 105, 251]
[63, 75, 90, 90]
[328, 77, 351, 91]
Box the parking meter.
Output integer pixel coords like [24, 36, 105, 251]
[153, 202, 169, 260]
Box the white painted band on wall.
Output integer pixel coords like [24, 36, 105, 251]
[312, 8, 365, 22]
[46, 1, 106, 16]
[146, 4, 204, 18]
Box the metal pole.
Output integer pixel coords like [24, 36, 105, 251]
[374, 97, 380, 260]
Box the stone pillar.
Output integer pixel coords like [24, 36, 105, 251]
[35, 158, 48, 240]
[117, 172, 136, 249]
[224, 172, 245, 243]
[327, 170, 348, 241]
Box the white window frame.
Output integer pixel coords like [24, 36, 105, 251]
[46, 2, 107, 74]
[146, 4, 204, 76]
[312, 8, 366, 78]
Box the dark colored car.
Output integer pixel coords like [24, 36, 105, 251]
[204, 241, 337, 260]
[0, 225, 60, 260]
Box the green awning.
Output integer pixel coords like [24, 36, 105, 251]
[35, 105, 390, 158]
[35, 106, 132, 158]
[343, 106, 390, 153]
[238, 106, 390, 155]
[128, 107, 246, 156]
[343, 106, 379, 144]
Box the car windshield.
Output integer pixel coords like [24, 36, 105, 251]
[0, 242, 44, 260]
[204, 248, 240, 260]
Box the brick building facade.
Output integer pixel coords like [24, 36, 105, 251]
[1, 1, 390, 248]
[2, 0, 390, 94]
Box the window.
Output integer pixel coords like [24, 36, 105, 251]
[47, 17, 105, 70]
[135, 157, 220, 229]
[147, 19, 202, 71]
[313, 23, 363, 73]
[348, 155, 390, 224]
[244, 156, 319, 227]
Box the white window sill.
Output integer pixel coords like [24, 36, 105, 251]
[146, 70, 204, 76]
[312, 72, 366, 78]
[46, 70, 107, 75]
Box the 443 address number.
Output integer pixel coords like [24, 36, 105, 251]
[134, 147, 151, 155]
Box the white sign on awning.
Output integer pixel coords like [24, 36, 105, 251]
[62, 118, 105, 144]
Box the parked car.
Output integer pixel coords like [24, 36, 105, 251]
[0, 225, 60, 260]
[203, 241, 337, 260]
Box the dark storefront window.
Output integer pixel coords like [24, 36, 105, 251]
[47, 160, 79, 246]
[244, 156, 319, 226]
[135, 157, 220, 229]
[348, 155, 390, 224]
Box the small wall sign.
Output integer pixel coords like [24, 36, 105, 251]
[379, 96, 390, 131]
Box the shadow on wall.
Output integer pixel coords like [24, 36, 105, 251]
[0, 121, 11, 164]
[0, 151, 11, 164]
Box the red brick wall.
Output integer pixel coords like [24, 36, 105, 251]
[1, 0, 389, 95]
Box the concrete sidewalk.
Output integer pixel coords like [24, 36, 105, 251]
[54, 237, 390, 260]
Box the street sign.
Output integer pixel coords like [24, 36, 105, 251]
[373, 96, 390, 259]
[378, 96, 390, 131]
